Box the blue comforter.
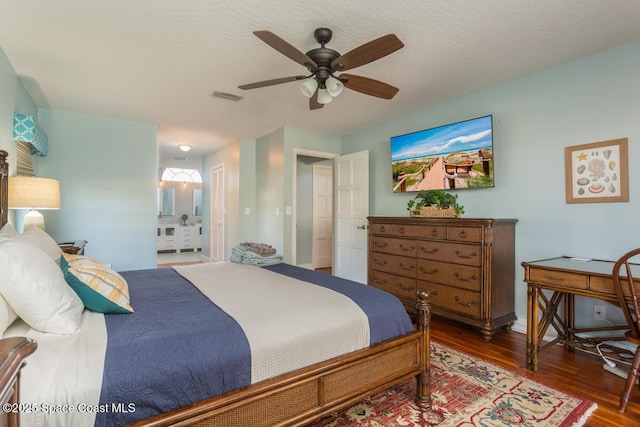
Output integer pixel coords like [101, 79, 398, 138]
[96, 264, 413, 426]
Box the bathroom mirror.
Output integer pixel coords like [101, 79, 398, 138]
[193, 189, 202, 216]
[157, 188, 175, 216]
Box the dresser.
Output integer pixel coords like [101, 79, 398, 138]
[368, 216, 517, 341]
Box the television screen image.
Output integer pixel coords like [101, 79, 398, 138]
[391, 115, 494, 192]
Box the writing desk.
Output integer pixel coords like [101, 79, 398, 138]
[522, 256, 640, 371]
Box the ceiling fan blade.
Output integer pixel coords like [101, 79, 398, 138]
[331, 34, 404, 72]
[309, 88, 324, 110]
[341, 74, 399, 99]
[254, 30, 317, 69]
[238, 75, 306, 90]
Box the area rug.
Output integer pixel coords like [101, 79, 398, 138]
[307, 341, 596, 426]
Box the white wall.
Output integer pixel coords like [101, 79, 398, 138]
[342, 39, 640, 326]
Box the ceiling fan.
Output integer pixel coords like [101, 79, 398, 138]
[238, 28, 404, 110]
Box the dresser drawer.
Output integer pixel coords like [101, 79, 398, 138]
[370, 236, 417, 257]
[370, 270, 416, 301]
[394, 224, 446, 240]
[418, 281, 481, 317]
[370, 223, 395, 235]
[528, 268, 588, 290]
[417, 260, 481, 291]
[416, 240, 481, 266]
[446, 226, 482, 243]
[370, 252, 417, 278]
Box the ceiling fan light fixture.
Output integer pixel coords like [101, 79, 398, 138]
[317, 88, 333, 104]
[299, 78, 318, 98]
[325, 76, 344, 97]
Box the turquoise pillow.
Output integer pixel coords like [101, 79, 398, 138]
[61, 255, 133, 314]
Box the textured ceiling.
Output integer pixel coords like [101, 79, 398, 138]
[1, 0, 640, 163]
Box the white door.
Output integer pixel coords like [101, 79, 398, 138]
[334, 150, 369, 282]
[210, 165, 225, 261]
[313, 164, 333, 269]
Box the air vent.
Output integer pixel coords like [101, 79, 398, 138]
[211, 90, 244, 101]
[173, 157, 187, 161]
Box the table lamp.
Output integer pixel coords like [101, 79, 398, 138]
[8, 176, 60, 231]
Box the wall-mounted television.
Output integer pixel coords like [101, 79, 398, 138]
[391, 115, 494, 192]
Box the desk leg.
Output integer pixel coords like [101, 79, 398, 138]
[526, 284, 539, 371]
[565, 293, 575, 352]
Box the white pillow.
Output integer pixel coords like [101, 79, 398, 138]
[0, 241, 83, 334]
[0, 226, 62, 265]
[0, 223, 17, 237]
[0, 294, 18, 335]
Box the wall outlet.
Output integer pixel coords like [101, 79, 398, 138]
[594, 305, 606, 321]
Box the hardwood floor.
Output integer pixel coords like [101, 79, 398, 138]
[431, 317, 640, 426]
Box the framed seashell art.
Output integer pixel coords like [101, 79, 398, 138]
[564, 138, 628, 203]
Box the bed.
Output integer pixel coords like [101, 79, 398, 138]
[0, 149, 431, 427]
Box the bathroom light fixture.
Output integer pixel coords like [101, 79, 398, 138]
[8, 176, 60, 231]
[179, 145, 191, 152]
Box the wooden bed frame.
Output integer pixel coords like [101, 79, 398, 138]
[0, 149, 431, 427]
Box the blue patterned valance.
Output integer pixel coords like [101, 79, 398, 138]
[13, 113, 48, 156]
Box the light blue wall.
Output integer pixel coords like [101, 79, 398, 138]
[0, 47, 40, 228]
[36, 109, 158, 271]
[342, 39, 640, 325]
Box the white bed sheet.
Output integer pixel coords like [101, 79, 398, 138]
[3, 310, 107, 427]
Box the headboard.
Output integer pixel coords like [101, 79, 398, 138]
[0, 150, 7, 228]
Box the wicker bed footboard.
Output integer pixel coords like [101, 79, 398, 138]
[132, 291, 431, 427]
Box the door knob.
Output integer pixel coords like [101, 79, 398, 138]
[356, 225, 367, 230]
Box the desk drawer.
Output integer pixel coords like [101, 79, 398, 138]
[528, 268, 588, 290]
[418, 281, 481, 318]
[370, 252, 417, 277]
[591, 275, 640, 299]
[370, 237, 416, 257]
[370, 270, 416, 301]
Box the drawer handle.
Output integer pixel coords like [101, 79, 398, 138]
[379, 226, 386, 232]
[420, 247, 439, 255]
[430, 290, 439, 296]
[373, 278, 388, 285]
[431, 229, 439, 236]
[399, 244, 415, 251]
[419, 266, 438, 275]
[458, 230, 467, 238]
[454, 272, 477, 282]
[399, 283, 413, 291]
[546, 275, 565, 282]
[373, 260, 387, 266]
[374, 241, 388, 248]
[455, 250, 477, 259]
[397, 226, 405, 234]
[454, 296, 477, 307]
[398, 263, 414, 271]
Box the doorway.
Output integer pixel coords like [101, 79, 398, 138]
[293, 150, 336, 270]
[210, 164, 225, 261]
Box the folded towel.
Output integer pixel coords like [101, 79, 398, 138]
[231, 245, 283, 266]
[240, 242, 277, 257]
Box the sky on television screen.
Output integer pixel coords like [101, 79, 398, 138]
[391, 115, 492, 162]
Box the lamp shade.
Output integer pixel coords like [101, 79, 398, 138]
[300, 78, 318, 98]
[317, 88, 333, 104]
[8, 177, 60, 209]
[325, 76, 344, 97]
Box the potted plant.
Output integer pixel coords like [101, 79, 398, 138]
[406, 190, 465, 218]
